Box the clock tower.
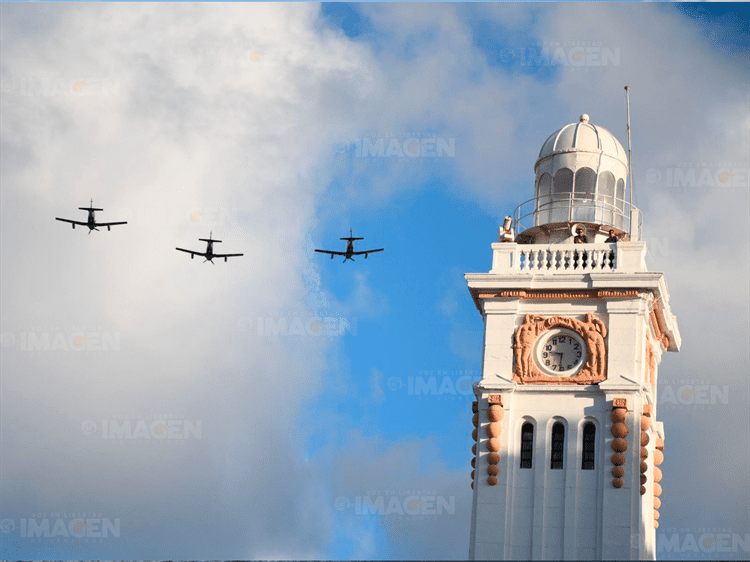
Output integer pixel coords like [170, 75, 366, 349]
[466, 114, 680, 560]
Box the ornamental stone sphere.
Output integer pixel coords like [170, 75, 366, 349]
[487, 405, 504, 422]
[640, 474, 647, 485]
[654, 520, 659, 529]
[641, 415, 652, 431]
[612, 467, 625, 478]
[641, 447, 649, 459]
[640, 461, 648, 473]
[654, 510, 660, 520]
[486, 422, 502, 438]
[654, 483, 662, 497]
[471, 458, 476, 468]
[654, 449, 664, 466]
[472, 413, 479, 427]
[640, 432, 650, 446]
[611, 438, 628, 452]
[487, 475, 498, 486]
[472, 429, 478, 441]
[611, 409, 627, 423]
[487, 452, 500, 465]
[613, 478, 623, 488]
[487, 438, 501, 452]
[471, 470, 475, 480]
[472, 444, 477, 455]
[654, 467, 663, 483]
[654, 497, 661, 509]
[640, 485, 646, 495]
[487, 465, 499, 476]
[611, 452, 626, 465]
[611, 422, 629, 438]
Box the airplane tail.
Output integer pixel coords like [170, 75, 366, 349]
[80, 199, 103, 211]
[200, 231, 221, 243]
[341, 228, 363, 241]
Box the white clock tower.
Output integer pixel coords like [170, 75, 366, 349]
[466, 114, 680, 560]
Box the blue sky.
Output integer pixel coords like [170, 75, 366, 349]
[1, 1, 748, 560]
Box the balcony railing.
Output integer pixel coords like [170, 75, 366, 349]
[490, 242, 647, 274]
[513, 193, 643, 241]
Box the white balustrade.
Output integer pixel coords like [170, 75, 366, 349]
[490, 242, 647, 274]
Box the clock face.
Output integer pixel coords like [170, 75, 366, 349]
[535, 328, 587, 376]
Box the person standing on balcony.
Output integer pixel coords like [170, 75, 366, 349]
[604, 229, 618, 268]
[574, 227, 588, 268]
[574, 227, 588, 244]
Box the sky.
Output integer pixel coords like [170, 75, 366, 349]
[0, 1, 748, 560]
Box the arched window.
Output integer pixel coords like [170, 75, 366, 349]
[598, 171, 615, 204]
[574, 167, 596, 199]
[616, 179, 626, 211]
[553, 168, 574, 196]
[520, 423, 534, 469]
[615, 179, 626, 229]
[598, 172, 616, 225]
[550, 422, 565, 469]
[537, 173, 552, 204]
[536, 173, 552, 225]
[581, 423, 596, 470]
[552, 169, 573, 222]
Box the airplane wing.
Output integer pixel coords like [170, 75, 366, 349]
[96, 221, 127, 227]
[315, 249, 347, 256]
[176, 247, 207, 257]
[352, 248, 384, 256]
[56, 218, 87, 226]
[213, 253, 243, 258]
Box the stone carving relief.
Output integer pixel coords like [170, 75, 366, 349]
[513, 313, 608, 385]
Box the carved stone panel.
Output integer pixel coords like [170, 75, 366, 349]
[513, 313, 608, 385]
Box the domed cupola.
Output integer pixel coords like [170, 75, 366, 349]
[514, 114, 639, 244]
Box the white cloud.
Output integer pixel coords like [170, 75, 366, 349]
[2, 2, 747, 559]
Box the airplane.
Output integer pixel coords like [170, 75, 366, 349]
[55, 199, 127, 233]
[315, 228, 384, 262]
[176, 232, 243, 263]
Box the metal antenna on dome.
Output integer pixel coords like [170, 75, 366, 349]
[624, 86, 635, 240]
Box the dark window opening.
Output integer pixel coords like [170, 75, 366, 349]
[550, 422, 565, 469]
[520, 422, 534, 469]
[581, 423, 596, 470]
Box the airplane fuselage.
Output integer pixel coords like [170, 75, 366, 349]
[344, 240, 355, 260]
